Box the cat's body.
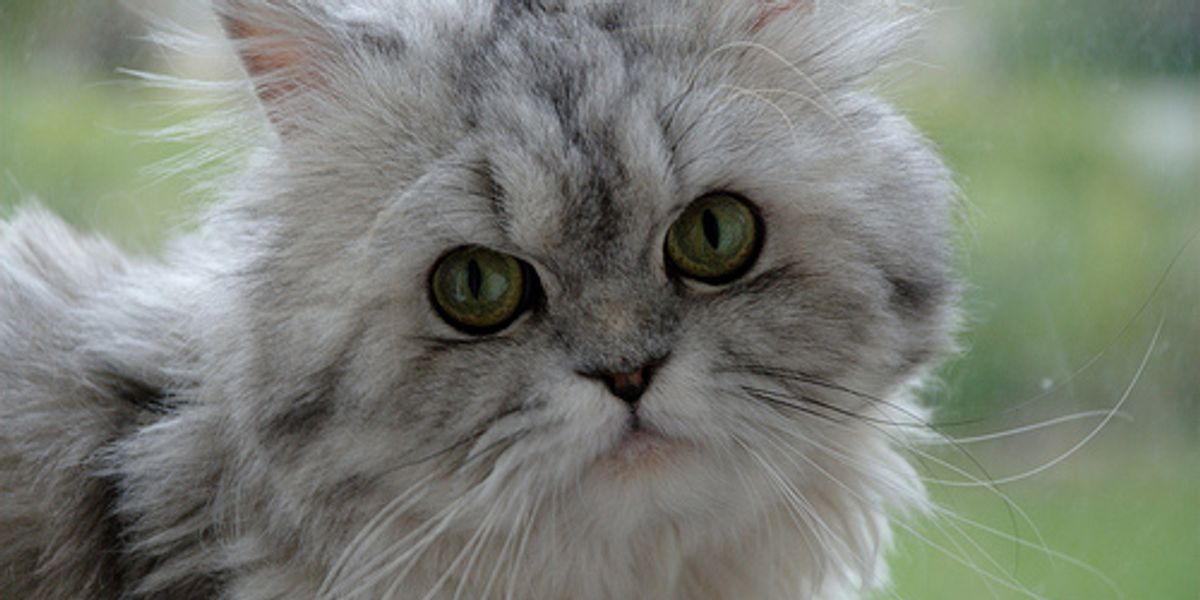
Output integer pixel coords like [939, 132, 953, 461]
[0, 1, 957, 598]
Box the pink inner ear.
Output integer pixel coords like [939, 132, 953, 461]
[224, 18, 316, 106]
[752, 0, 812, 33]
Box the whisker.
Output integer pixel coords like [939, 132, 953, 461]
[451, 490, 512, 600]
[328, 429, 523, 599]
[418, 493, 505, 600]
[734, 437, 830, 586]
[892, 517, 1051, 600]
[950, 232, 1193, 425]
[505, 488, 545, 600]
[479, 491, 527, 600]
[730, 363, 1023, 535]
[927, 504, 1124, 599]
[744, 433, 910, 599]
[317, 471, 437, 599]
[378, 499, 472, 600]
[704, 40, 856, 140]
[934, 318, 1160, 487]
[727, 363, 946, 427]
[736, 387, 1051, 592]
[742, 384, 925, 428]
[740, 385, 850, 424]
[778, 400, 1049, 563]
[738, 376, 1017, 515]
[761, 427, 1050, 600]
[717, 83, 802, 141]
[925, 410, 1133, 446]
[335, 495, 469, 600]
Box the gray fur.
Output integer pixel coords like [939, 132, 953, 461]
[1, 1, 958, 598]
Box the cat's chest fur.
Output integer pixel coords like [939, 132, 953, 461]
[223, 503, 869, 600]
[0, 1, 955, 599]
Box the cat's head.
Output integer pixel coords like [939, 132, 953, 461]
[206, 0, 956, 588]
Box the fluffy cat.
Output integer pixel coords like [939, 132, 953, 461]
[0, 1, 958, 598]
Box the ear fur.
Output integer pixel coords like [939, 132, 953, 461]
[215, 0, 339, 131]
[751, 0, 814, 33]
[739, 0, 923, 87]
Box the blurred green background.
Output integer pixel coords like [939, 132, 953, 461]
[2, 1, 1197, 598]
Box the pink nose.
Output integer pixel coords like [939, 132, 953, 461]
[585, 364, 656, 407]
[606, 369, 647, 402]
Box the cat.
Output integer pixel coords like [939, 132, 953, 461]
[0, 1, 958, 598]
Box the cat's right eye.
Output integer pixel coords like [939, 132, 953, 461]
[665, 193, 763, 285]
[429, 246, 537, 335]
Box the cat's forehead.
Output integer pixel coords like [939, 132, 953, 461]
[446, 7, 685, 263]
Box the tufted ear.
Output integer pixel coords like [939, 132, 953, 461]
[751, 0, 814, 33]
[215, 0, 340, 132]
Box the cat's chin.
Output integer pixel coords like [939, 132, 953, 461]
[603, 428, 680, 466]
[589, 420, 694, 481]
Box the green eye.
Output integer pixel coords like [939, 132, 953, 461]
[665, 193, 763, 284]
[430, 247, 535, 334]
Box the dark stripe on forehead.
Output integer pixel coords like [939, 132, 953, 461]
[560, 121, 634, 256]
[532, 58, 585, 144]
[495, 0, 568, 19]
[359, 31, 406, 58]
[345, 19, 408, 58]
[595, 5, 626, 32]
[456, 160, 509, 230]
[457, 2, 664, 259]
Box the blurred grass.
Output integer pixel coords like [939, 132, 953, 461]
[884, 451, 1200, 599]
[2, 2, 1199, 599]
[898, 71, 1200, 428]
[0, 64, 206, 251]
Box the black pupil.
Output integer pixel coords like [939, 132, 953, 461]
[467, 259, 483, 299]
[702, 209, 721, 250]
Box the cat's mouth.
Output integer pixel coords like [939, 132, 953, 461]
[598, 415, 686, 470]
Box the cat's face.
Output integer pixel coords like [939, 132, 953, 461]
[217, 0, 956, 570]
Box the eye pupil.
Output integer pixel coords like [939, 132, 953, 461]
[665, 193, 762, 285]
[702, 209, 721, 250]
[467, 259, 483, 299]
[431, 247, 536, 335]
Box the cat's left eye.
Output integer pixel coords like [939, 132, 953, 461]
[430, 247, 537, 335]
[665, 193, 763, 285]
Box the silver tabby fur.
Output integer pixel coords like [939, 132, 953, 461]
[0, 1, 958, 598]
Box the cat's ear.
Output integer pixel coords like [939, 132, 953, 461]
[215, 0, 341, 132]
[751, 0, 814, 33]
[742, 0, 912, 84]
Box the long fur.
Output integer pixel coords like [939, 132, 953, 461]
[0, 1, 957, 598]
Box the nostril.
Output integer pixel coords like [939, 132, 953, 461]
[605, 368, 649, 406]
[582, 362, 659, 408]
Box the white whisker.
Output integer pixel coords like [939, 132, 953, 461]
[929, 410, 1133, 445]
[768, 427, 1050, 600]
[479, 491, 527, 600]
[317, 471, 437, 599]
[928, 504, 1124, 598]
[419, 493, 504, 600]
[504, 487, 544, 600]
[938, 319, 1160, 487]
[335, 493, 472, 600]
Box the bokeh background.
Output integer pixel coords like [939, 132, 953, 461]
[2, 1, 1197, 598]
